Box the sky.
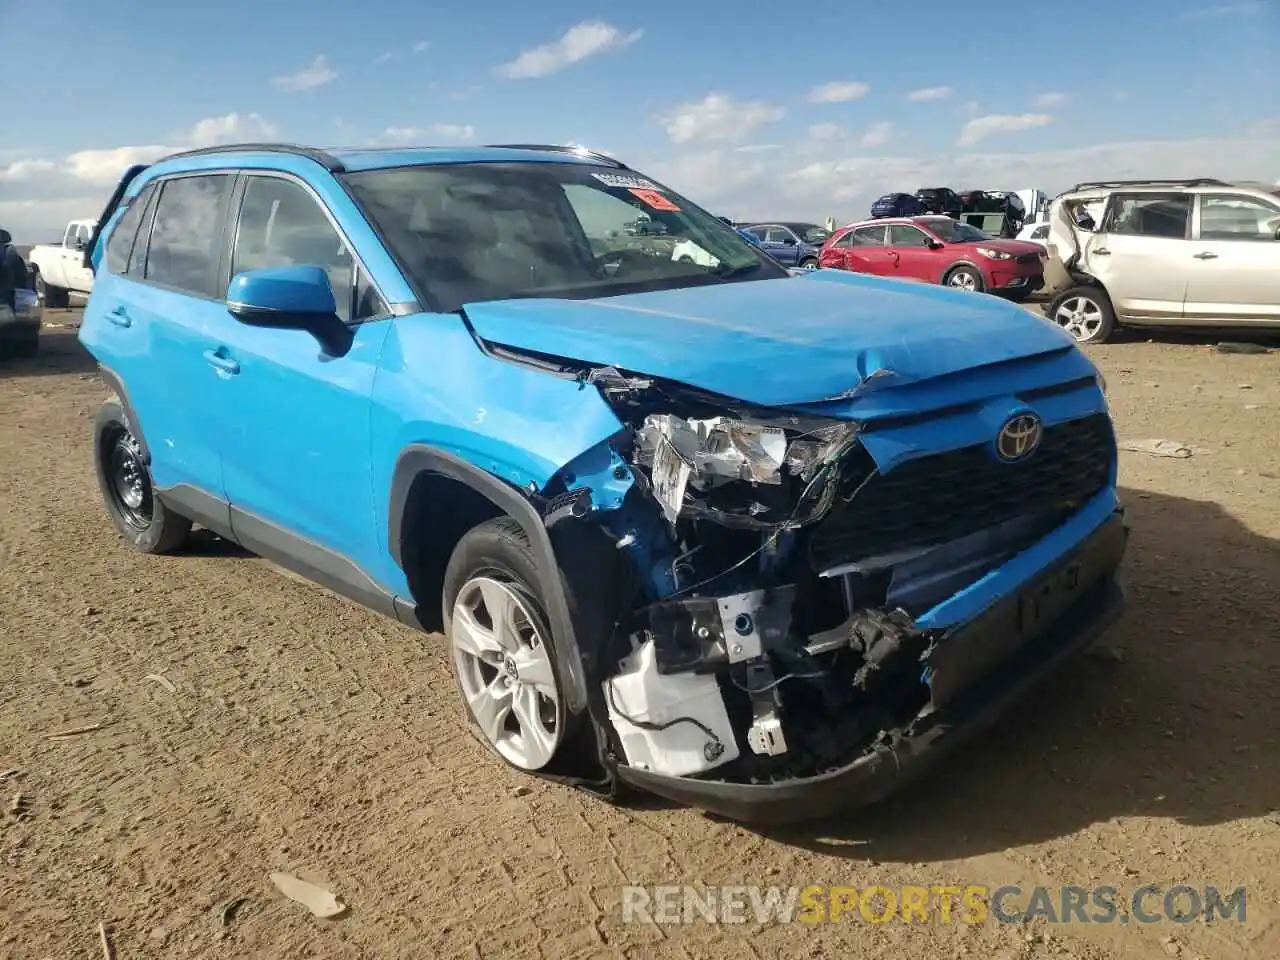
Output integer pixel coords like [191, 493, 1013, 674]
[2, 0, 1279, 240]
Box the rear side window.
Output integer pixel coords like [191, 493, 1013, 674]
[104, 184, 156, 275]
[1105, 194, 1190, 239]
[1198, 194, 1280, 241]
[852, 225, 886, 245]
[144, 174, 235, 297]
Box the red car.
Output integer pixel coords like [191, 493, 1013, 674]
[819, 215, 1045, 300]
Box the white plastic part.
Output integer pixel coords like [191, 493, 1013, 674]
[604, 640, 740, 778]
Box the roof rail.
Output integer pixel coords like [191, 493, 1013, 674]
[158, 142, 347, 172]
[1070, 177, 1228, 191]
[482, 143, 628, 168]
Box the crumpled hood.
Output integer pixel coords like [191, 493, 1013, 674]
[462, 271, 1077, 408]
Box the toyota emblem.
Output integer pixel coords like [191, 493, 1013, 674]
[996, 413, 1043, 462]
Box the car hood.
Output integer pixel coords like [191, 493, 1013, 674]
[461, 272, 1076, 408]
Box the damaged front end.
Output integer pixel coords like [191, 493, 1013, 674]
[537, 365, 1127, 824]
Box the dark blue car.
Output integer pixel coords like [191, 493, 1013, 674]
[739, 222, 829, 270]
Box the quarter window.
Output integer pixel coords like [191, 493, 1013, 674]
[1198, 194, 1280, 241]
[104, 184, 155, 276]
[232, 176, 379, 323]
[1105, 194, 1191, 239]
[144, 174, 235, 298]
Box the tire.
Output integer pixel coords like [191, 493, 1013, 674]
[944, 264, 985, 293]
[93, 400, 192, 554]
[1048, 285, 1116, 343]
[34, 271, 69, 309]
[442, 517, 578, 773]
[798, 257, 819, 271]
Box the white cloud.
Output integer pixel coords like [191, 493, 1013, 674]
[382, 123, 475, 143]
[641, 134, 1280, 226]
[0, 112, 279, 241]
[494, 21, 642, 79]
[657, 93, 785, 145]
[906, 86, 953, 102]
[860, 122, 894, 148]
[413, 40, 431, 54]
[1032, 92, 1069, 109]
[807, 81, 870, 104]
[271, 55, 337, 92]
[957, 112, 1053, 147]
[1181, 1, 1267, 19]
[807, 123, 845, 142]
[374, 52, 394, 64]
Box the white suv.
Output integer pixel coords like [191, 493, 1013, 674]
[1041, 178, 1280, 342]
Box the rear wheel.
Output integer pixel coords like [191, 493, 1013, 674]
[798, 257, 819, 271]
[944, 265, 984, 292]
[34, 270, 69, 308]
[1050, 285, 1116, 343]
[94, 401, 192, 553]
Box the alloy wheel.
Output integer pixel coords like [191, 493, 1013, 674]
[948, 270, 978, 291]
[1053, 295, 1105, 341]
[449, 576, 562, 770]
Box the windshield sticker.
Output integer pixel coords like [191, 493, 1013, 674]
[591, 172, 660, 190]
[629, 188, 681, 212]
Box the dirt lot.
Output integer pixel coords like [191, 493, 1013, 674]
[1, 309, 1278, 960]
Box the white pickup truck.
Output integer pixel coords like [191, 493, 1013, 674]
[28, 219, 97, 307]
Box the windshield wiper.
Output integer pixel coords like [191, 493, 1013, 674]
[710, 261, 764, 280]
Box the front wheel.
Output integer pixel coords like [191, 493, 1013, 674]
[442, 517, 576, 772]
[944, 265, 985, 292]
[798, 257, 819, 271]
[1049, 285, 1116, 343]
[94, 401, 191, 553]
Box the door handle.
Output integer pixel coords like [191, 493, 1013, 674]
[1092, 248, 1111, 256]
[106, 307, 132, 328]
[202, 349, 240, 375]
[1193, 251, 1218, 260]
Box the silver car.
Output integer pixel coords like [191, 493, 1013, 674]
[1041, 178, 1280, 342]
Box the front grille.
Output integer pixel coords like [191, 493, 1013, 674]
[808, 414, 1114, 571]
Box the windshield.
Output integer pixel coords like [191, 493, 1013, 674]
[340, 162, 787, 312]
[924, 219, 989, 242]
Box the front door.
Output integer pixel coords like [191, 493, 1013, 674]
[761, 226, 801, 265]
[1087, 192, 1192, 321]
[885, 223, 938, 282]
[211, 173, 393, 588]
[1183, 193, 1280, 323]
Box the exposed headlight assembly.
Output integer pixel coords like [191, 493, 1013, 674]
[633, 413, 857, 526]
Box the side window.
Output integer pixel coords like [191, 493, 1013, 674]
[1198, 194, 1280, 242]
[887, 224, 930, 247]
[1031, 224, 1050, 240]
[104, 185, 155, 276]
[1105, 194, 1190, 239]
[831, 232, 854, 248]
[765, 227, 794, 244]
[63, 223, 78, 248]
[745, 227, 767, 240]
[851, 226, 886, 246]
[144, 174, 235, 297]
[232, 176, 358, 323]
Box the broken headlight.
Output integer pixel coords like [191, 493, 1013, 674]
[633, 413, 857, 525]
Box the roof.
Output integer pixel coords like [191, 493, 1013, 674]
[150, 142, 623, 175]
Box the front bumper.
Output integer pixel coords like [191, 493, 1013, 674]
[615, 509, 1128, 825]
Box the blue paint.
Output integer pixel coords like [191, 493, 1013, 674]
[78, 143, 1119, 649]
[227, 265, 337, 316]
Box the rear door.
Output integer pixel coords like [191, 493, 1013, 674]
[1087, 192, 1192, 321]
[1183, 192, 1280, 323]
[846, 225, 892, 274]
[885, 223, 939, 282]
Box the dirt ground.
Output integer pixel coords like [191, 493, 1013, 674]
[1, 308, 1277, 960]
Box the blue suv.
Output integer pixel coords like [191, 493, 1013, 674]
[79, 142, 1127, 824]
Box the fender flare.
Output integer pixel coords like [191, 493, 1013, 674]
[96, 365, 151, 463]
[941, 259, 985, 285]
[388, 444, 589, 714]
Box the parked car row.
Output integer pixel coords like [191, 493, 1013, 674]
[869, 188, 1031, 238]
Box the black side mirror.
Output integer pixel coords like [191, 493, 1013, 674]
[781, 237, 797, 246]
[927, 238, 944, 249]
